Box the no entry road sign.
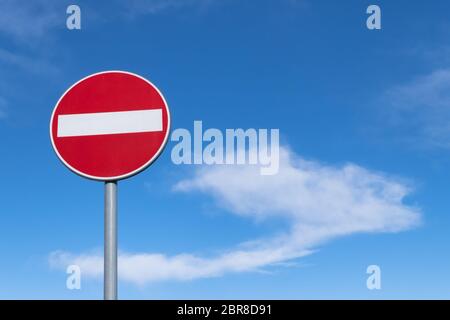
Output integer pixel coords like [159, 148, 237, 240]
[50, 71, 171, 181]
[50, 71, 171, 300]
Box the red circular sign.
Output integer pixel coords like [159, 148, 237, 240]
[50, 71, 171, 181]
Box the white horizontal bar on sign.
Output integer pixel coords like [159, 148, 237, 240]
[57, 109, 163, 137]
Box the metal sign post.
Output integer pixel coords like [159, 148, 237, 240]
[104, 181, 118, 300]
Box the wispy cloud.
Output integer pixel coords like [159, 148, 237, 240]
[0, 97, 7, 119]
[0, 0, 219, 43]
[386, 68, 450, 148]
[0, 0, 61, 41]
[49, 146, 420, 285]
[0, 0, 219, 37]
[0, 48, 58, 74]
[120, 0, 218, 16]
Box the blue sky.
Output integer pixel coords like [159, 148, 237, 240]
[1, 0, 450, 299]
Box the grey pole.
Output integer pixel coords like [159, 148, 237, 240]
[104, 181, 118, 300]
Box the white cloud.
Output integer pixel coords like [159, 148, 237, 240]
[49, 146, 421, 285]
[386, 68, 450, 147]
[175, 147, 420, 233]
